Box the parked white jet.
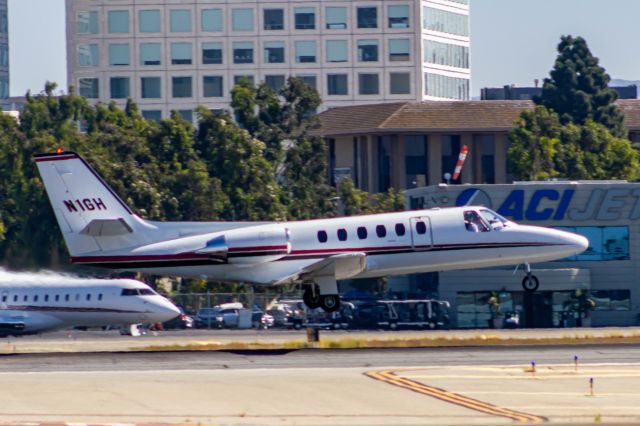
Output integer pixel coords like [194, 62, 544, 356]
[35, 151, 588, 313]
[0, 272, 179, 336]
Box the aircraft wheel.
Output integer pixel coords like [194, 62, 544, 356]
[522, 275, 540, 292]
[389, 321, 398, 330]
[303, 287, 321, 309]
[320, 294, 340, 313]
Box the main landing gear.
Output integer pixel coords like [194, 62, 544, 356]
[303, 283, 341, 313]
[521, 262, 539, 292]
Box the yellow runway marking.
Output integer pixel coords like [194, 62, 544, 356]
[365, 369, 546, 423]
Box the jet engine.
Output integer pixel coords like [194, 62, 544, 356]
[197, 226, 291, 264]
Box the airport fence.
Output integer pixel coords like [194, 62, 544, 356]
[167, 291, 302, 314]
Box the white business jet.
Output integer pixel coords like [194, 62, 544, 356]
[0, 271, 180, 336]
[34, 151, 588, 313]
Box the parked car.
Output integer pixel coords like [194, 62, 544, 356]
[252, 305, 275, 329]
[163, 305, 194, 329]
[195, 307, 221, 328]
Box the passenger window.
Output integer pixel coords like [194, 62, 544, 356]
[357, 226, 368, 239]
[416, 221, 426, 235]
[395, 223, 406, 236]
[337, 228, 347, 241]
[23, 295, 27, 302]
[55, 295, 60, 302]
[44, 295, 49, 302]
[317, 230, 328, 243]
[65, 294, 70, 302]
[376, 225, 386, 238]
[34, 295, 38, 302]
[87, 294, 91, 301]
[98, 294, 103, 301]
[13, 295, 17, 302]
[1, 295, 6, 303]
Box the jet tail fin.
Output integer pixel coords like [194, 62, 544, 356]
[34, 151, 150, 256]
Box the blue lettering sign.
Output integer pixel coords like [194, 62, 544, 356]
[525, 189, 559, 221]
[497, 190, 524, 220]
[553, 189, 574, 220]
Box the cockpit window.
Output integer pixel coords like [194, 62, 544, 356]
[464, 210, 490, 232]
[480, 209, 509, 229]
[139, 289, 156, 296]
[121, 289, 138, 296]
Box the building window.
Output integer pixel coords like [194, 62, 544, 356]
[234, 75, 255, 85]
[389, 39, 410, 61]
[232, 9, 254, 31]
[325, 7, 347, 29]
[110, 77, 130, 99]
[142, 110, 162, 122]
[358, 73, 379, 95]
[327, 74, 348, 95]
[326, 40, 348, 62]
[78, 44, 99, 67]
[337, 229, 347, 241]
[140, 43, 161, 65]
[76, 11, 98, 34]
[297, 75, 317, 89]
[109, 43, 130, 66]
[0, 12, 6, 34]
[171, 42, 192, 65]
[591, 290, 631, 311]
[405, 135, 428, 188]
[108, 10, 129, 33]
[141, 77, 161, 98]
[79, 78, 99, 98]
[441, 134, 461, 182]
[295, 41, 316, 63]
[0, 45, 6, 67]
[474, 134, 495, 184]
[378, 136, 391, 191]
[425, 40, 469, 69]
[357, 40, 378, 62]
[357, 7, 377, 29]
[203, 76, 223, 97]
[295, 7, 315, 30]
[264, 9, 284, 30]
[170, 10, 192, 33]
[178, 110, 193, 122]
[317, 230, 328, 243]
[139, 10, 160, 33]
[201, 9, 222, 32]
[388, 5, 409, 28]
[425, 73, 469, 100]
[554, 226, 629, 261]
[233, 42, 254, 64]
[264, 41, 285, 63]
[423, 6, 469, 37]
[390, 72, 411, 95]
[265, 75, 285, 91]
[202, 42, 223, 64]
[172, 76, 193, 98]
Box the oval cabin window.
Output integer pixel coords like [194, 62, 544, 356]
[395, 223, 406, 236]
[317, 230, 328, 243]
[337, 228, 348, 241]
[357, 226, 368, 239]
[416, 221, 427, 235]
[376, 225, 387, 238]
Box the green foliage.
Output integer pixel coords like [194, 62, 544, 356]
[536, 35, 626, 137]
[338, 178, 405, 216]
[509, 36, 640, 181]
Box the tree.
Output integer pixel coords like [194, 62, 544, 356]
[509, 36, 640, 181]
[536, 35, 626, 137]
[338, 179, 406, 216]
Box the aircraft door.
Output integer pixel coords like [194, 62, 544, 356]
[410, 217, 432, 250]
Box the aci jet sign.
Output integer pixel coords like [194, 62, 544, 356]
[456, 187, 640, 221]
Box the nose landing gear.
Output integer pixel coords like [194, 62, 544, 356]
[521, 263, 539, 292]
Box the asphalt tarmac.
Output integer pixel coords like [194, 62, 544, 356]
[0, 344, 639, 425]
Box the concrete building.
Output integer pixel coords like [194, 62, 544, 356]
[65, 0, 470, 121]
[404, 182, 640, 328]
[0, 0, 8, 103]
[481, 84, 638, 101]
[317, 99, 640, 192]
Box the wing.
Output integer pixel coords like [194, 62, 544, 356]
[272, 252, 367, 285]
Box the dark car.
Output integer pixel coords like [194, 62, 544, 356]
[163, 305, 194, 329]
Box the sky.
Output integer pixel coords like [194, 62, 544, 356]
[8, 0, 640, 98]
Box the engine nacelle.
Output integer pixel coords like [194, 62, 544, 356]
[198, 226, 291, 264]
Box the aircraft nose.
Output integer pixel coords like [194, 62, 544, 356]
[151, 301, 181, 323]
[558, 230, 589, 255]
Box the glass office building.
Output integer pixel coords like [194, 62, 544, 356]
[66, 0, 470, 120]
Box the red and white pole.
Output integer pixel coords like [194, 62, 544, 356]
[451, 144, 469, 182]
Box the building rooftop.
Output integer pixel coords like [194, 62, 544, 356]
[317, 99, 640, 136]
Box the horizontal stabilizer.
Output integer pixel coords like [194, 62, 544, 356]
[80, 219, 133, 237]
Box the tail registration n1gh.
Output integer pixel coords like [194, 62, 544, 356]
[34, 151, 588, 313]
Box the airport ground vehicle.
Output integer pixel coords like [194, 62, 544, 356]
[377, 299, 451, 329]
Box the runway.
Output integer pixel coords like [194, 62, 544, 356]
[1, 345, 640, 425]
